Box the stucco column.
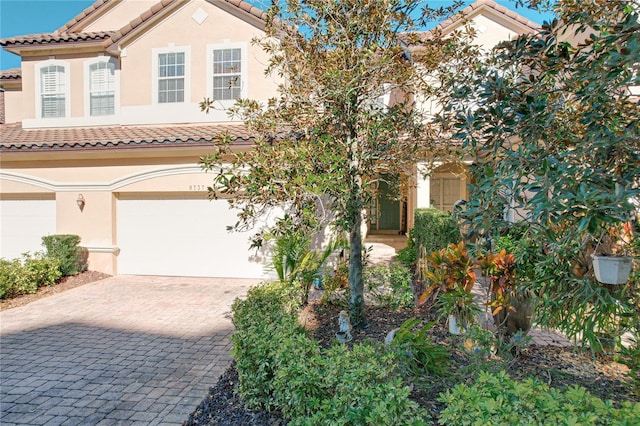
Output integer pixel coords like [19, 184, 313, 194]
[56, 191, 117, 275]
[416, 162, 431, 209]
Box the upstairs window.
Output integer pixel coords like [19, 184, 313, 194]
[212, 48, 241, 101]
[158, 52, 185, 103]
[40, 65, 66, 118]
[89, 61, 115, 116]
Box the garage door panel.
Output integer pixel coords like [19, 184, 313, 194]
[117, 197, 272, 278]
[0, 199, 56, 259]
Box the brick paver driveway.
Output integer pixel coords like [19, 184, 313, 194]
[0, 275, 259, 425]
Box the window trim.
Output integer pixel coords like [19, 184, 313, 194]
[84, 56, 119, 117]
[206, 42, 247, 103]
[35, 59, 71, 119]
[152, 46, 191, 105]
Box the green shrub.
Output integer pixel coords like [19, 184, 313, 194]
[272, 333, 325, 419]
[41, 234, 87, 276]
[24, 254, 62, 288]
[400, 209, 459, 268]
[231, 281, 304, 410]
[231, 281, 429, 424]
[302, 343, 428, 426]
[0, 258, 24, 299]
[438, 370, 640, 425]
[397, 231, 418, 268]
[365, 262, 415, 309]
[0, 253, 62, 299]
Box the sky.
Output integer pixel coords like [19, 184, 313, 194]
[0, 0, 555, 71]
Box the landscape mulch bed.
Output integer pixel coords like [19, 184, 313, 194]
[185, 301, 637, 425]
[0, 270, 111, 311]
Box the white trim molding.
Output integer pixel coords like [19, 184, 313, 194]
[82, 245, 121, 255]
[0, 165, 212, 192]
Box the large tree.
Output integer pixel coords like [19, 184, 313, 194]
[201, 0, 466, 326]
[441, 0, 639, 343]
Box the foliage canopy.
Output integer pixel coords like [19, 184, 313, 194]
[201, 0, 468, 325]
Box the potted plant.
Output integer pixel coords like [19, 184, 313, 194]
[419, 241, 479, 334]
[591, 222, 635, 285]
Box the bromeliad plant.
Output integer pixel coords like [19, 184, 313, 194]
[387, 317, 451, 377]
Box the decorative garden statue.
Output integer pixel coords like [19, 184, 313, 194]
[336, 310, 352, 343]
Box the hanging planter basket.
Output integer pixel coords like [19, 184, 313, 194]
[592, 255, 633, 285]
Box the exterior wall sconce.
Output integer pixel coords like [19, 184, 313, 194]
[76, 194, 86, 212]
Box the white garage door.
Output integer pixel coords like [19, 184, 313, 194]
[0, 198, 57, 259]
[117, 195, 271, 278]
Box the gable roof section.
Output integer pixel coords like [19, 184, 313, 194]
[433, 0, 540, 36]
[403, 0, 541, 47]
[1, 0, 267, 56]
[57, 0, 120, 33]
[0, 123, 254, 152]
[103, 0, 267, 53]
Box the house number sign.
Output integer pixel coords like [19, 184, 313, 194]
[189, 185, 209, 191]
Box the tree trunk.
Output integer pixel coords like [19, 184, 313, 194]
[349, 207, 365, 327]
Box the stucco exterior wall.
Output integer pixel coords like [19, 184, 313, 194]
[118, 0, 275, 124]
[2, 88, 22, 124]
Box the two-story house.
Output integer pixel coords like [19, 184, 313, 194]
[0, 0, 279, 278]
[0, 0, 542, 278]
[408, 0, 541, 222]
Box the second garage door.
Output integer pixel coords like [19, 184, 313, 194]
[0, 198, 56, 260]
[117, 195, 271, 278]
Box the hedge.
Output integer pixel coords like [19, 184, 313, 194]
[398, 208, 460, 267]
[42, 234, 87, 276]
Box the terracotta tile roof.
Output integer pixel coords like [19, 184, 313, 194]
[0, 31, 114, 48]
[57, 0, 113, 33]
[219, 0, 268, 21]
[2, 0, 266, 52]
[0, 91, 5, 124]
[0, 122, 255, 152]
[402, 0, 541, 47]
[0, 68, 21, 80]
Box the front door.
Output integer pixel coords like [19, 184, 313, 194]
[369, 180, 403, 233]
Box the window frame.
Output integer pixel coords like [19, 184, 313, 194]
[84, 57, 118, 117]
[206, 42, 247, 103]
[152, 46, 191, 105]
[36, 60, 70, 119]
